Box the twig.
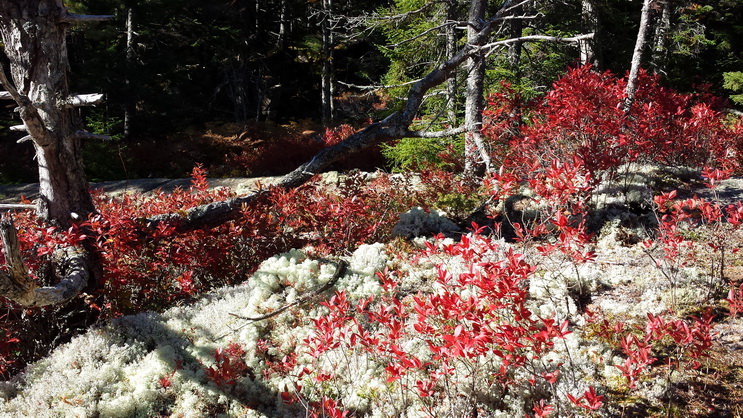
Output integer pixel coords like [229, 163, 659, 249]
[230, 259, 347, 322]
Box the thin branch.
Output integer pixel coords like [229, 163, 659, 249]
[407, 125, 468, 138]
[0, 63, 22, 103]
[479, 33, 595, 51]
[369, 4, 432, 22]
[9, 124, 26, 132]
[74, 130, 112, 141]
[61, 93, 104, 108]
[724, 108, 743, 117]
[500, 14, 542, 21]
[338, 79, 421, 91]
[0, 204, 35, 211]
[0, 64, 50, 146]
[60, 13, 114, 23]
[229, 259, 346, 322]
[384, 21, 458, 49]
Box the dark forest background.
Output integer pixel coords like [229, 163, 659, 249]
[1, 0, 741, 182]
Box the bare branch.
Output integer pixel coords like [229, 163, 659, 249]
[1, 216, 31, 290]
[9, 124, 26, 132]
[407, 126, 468, 138]
[338, 79, 421, 91]
[0, 91, 12, 100]
[384, 21, 458, 49]
[74, 130, 112, 141]
[1, 216, 34, 303]
[724, 108, 743, 117]
[0, 63, 22, 103]
[16, 135, 32, 144]
[479, 33, 595, 51]
[0, 204, 35, 212]
[0, 63, 51, 146]
[369, 4, 432, 23]
[60, 13, 115, 23]
[61, 93, 104, 108]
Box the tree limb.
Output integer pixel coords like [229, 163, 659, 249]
[73, 130, 112, 141]
[407, 126, 468, 138]
[142, 5, 523, 232]
[60, 13, 115, 23]
[0, 63, 51, 146]
[479, 33, 595, 51]
[61, 93, 104, 108]
[229, 259, 347, 322]
[384, 21, 458, 49]
[0, 204, 35, 211]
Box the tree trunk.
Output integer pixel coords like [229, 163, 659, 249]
[508, 4, 524, 73]
[0, 0, 95, 228]
[321, 0, 335, 123]
[650, 0, 670, 75]
[279, 0, 288, 50]
[579, 0, 601, 67]
[445, 0, 459, 125]
[623, 0, 654, 113]
[0, 0, 110, 307]
[124, 8, 134, 138]
[463, 0, 491, 178]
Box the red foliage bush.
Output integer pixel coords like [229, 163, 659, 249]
[484, 66, 743, 186]
[0, 166, 468, 375]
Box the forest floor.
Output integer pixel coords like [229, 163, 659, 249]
[2, 127, 743, 416]
[2, 164, 743, 416]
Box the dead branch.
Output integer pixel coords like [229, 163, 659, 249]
[230, 259, 347, 322]
[408, 126, 468, 138]
[0, 216, 90, 307]
[479, 33, 595, 52]
[74, 130, 112, 141]
[60, 13, 115, 23]
[0, 204, 35, 211]
[61, 93, 104, 108]
[142, 3, 523, 232]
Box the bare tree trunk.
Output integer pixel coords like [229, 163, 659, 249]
[321, 0, 335, 124]
[445, 0, 459, 125]
[463, 0, 491, 178]
[0, 0, 110, 306]
[508, 4, 524, 72]
[0, 0, 95, 227]
[650, 0, 670, 75]
[124, 8, 134, 138]
[623, 0, 654, 113]
[579, 0, 601, 67]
